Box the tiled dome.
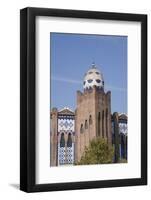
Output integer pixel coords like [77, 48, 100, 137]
[83, 63, 104, 90]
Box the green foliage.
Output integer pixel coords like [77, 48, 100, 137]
[77, 137, 114, 165]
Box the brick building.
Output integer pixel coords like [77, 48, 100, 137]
[50, 63, 127, 166]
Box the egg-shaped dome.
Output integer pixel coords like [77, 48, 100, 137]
[83, 63, 104, 90]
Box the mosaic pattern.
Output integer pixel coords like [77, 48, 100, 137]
[119, 123, 127, 135]
[111, 122, 114, 134]
[58, 118, 74, 132]
[57, 114, 75, 165]
[58, 145, 74, 165]
[83, 65, 104, 90]
[58, 146, 66, 165]
[66, 145, 74, 164]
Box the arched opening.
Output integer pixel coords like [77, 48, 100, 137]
[67, 133, 72, 147]
[121, 134, 127, 159]
[67, 133, 73, 164]
[80, 124, 84, 133]
[60, 133, 65, 147]
[89, 115, 92, 125]
[85, 120, 88, 129]
[106, 108, 108, 138]
[98, 112, 100, 136]
[59, 133, 66, 165]
[102, 110, 104, 137]
[125, 136, 127, 159]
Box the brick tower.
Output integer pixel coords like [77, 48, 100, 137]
[75, 63, 112, 163]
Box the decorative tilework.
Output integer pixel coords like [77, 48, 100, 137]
[58, 118, 75, 132]
[66, 145, 74, 164]
[57, 113, 75, 165]
[58, 146, 66, 165]
[111, 122, 114, 134]
[57, 144, 74, 165]
[119, 123, 127, 135]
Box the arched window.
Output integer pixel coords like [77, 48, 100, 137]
[85, 120, 88, 129]
[80, 124, 84, 133]
[121, 134, 125, 159]
[89, 115, 92, 125]
[67, 133, 72, 147]
[102, 110, 104, 137]
[60, 133, 65, 147]
[96, 79, 101, 83]
[87, 79, 93, 83]
[106, 108, 108, 138]
[98, 112, 100, 136]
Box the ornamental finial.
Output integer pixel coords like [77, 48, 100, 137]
[92, 62, 96, 69]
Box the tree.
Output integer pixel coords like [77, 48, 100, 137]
[77, 137, 114, 165]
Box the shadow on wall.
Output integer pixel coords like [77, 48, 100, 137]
[9, 183, 19, 190]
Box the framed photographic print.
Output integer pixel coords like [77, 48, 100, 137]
[20, 7, 147, 192]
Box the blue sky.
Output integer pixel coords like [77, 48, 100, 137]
[50, 33, 127, 114]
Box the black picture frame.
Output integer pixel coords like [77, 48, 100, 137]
[20, 7, 147, 192]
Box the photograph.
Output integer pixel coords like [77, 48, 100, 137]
[50, 33, 128, 167]
[20, 7, 147, 192]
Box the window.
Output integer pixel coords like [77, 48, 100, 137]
[102, 111, 104, 137]
[95, 72, 100, 75]
[96, 79, 101, 83]
[80, 124, 84, 133]
[83, 81, 86, 85]
[67, 133, 72, 147]
[106, 109, 108, 138]
[88, 71, 93, 74]
[60, 133, 65, 147]
[87, 79, 93, 83]
[85, 120, 88, 129]
[98, 112, 101, 136]
[89, 115, 92, 125]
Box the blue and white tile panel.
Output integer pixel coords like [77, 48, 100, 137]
[119, 123, 127, 135]
[58, 144, 74, 165]
[111, 122, 114, 134]
[58, 118, 75, 132]
[58, 146, 66, 165]
[66, 144, 74, 164]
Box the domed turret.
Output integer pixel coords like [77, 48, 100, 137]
[83, 63, 104, 90]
